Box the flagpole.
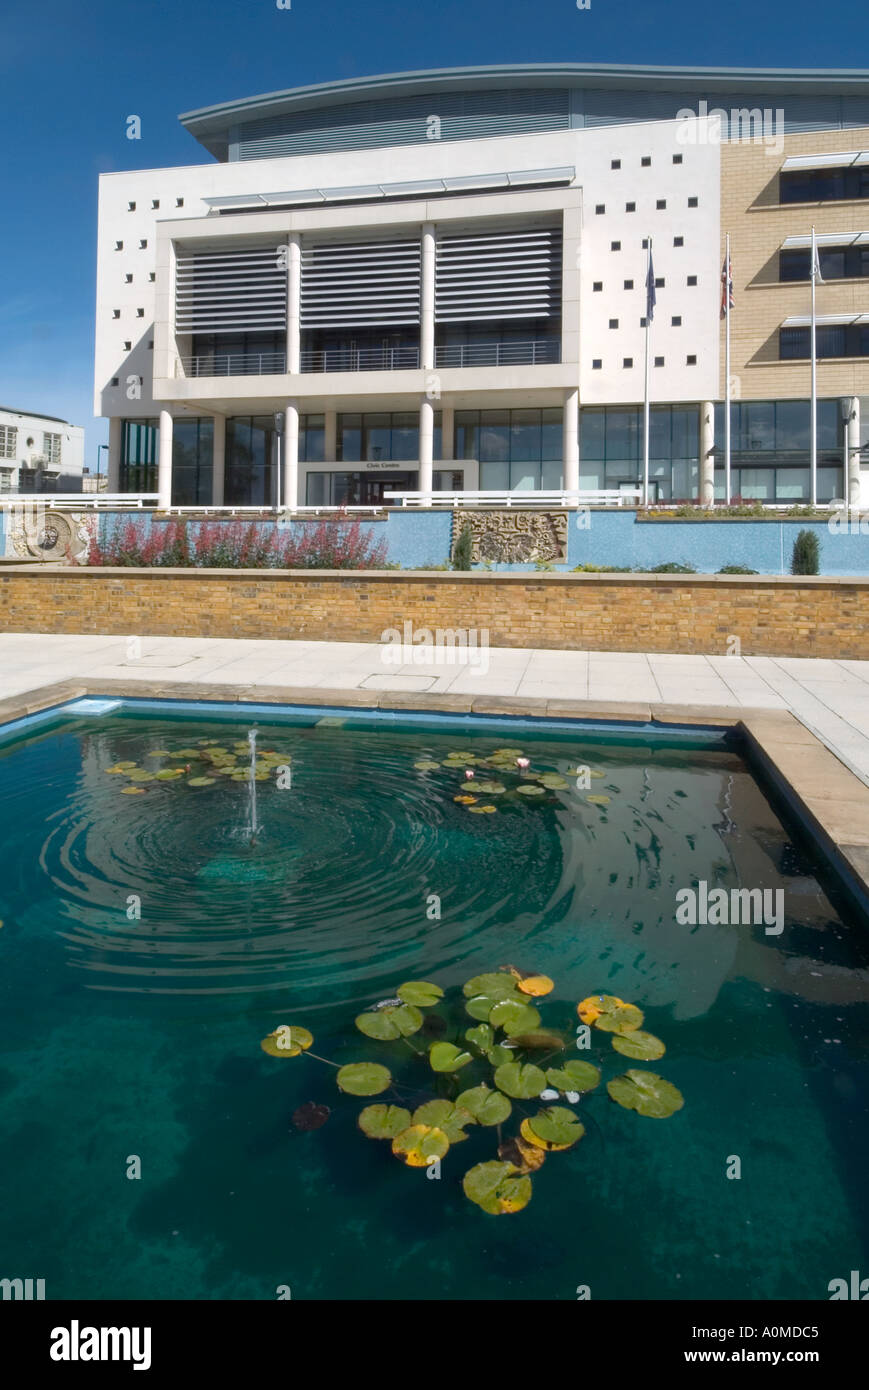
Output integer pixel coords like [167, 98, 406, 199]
[643, 236, 651, 507]
[810, 224, 818, 508]
[724, 233, 731, 506]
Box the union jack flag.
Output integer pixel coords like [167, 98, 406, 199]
[720, 251, 734, 316]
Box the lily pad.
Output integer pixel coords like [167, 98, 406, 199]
[429, 1042, 473, 1073]
[539, 774, 569, 790]
[292, 1102, 330, 1132]
[463, 972, 522, 1001]
[337, 1062, 392, 1096]
[516, 784, 545, 797]
[494, 1061, 547, 1099]
[187, 777, 216, 787]
[155, 769, 184, 781]
[515, 972, 555, 997]
[462, 1160, 532, 1215]
[611, 1030, 666, 1061]
[392, 1125, 450, 1167]
[474, 780, 507, 795]
[260, 1025, 313, 1058]
[358, 1104, 412, 1139]
[467, 804, 497, 814]
[114, 761, 138, 770]
[396, 980, 444, 1007]
[456, 1084, 512, 1126]
[412, 1100, 474, 1141]
[491, 749, 524, 758]
[355, 1003, 423, 1040]
[104, 766, 128, 775]
[498, 1135, 546, 1174]
[488, 999, 542, 1036]
[521, 1105, 586, 1150]
[465, 1023, 494, 1053]
[607, 1069, 684, 1118]
[413, 760, 441, 772]
[126, 770, 156, 782]
[545, 1060, 602, 1093]
[578, 995, 644, 1032]
[454, 795, 477, 805]
[486, 1044, 515, 1067]
[509, 1031, 567, 1051]
[120, 786, 146, 795]
[586, 794, 610, 806]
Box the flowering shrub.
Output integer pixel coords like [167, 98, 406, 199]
[86, 517, 389, 570]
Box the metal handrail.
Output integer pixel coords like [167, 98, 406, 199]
[177, 352, 287, 377]
[382, 489, 644, 508]
[0, 493, 159, 509]
[434, 340, 561, 368]
[299, 346, 421, 373]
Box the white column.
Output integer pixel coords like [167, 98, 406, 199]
[108, 416, 122, 491]
[324, 409, 338, 462]
[700, 401, 715, 507]
[563, 387, 579, 493]
[212, 413, 226, 506]
[284, 401, 299, 511]
[419, 397, 434, 504]
[287, 233, 301, 375]
[846, 396, 861, 508]
[157, 409, 173, 509]
[421, 221, 436, 372]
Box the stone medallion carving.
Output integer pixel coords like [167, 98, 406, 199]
[7, 506, 90, 564]
[452, 510, 568, 564]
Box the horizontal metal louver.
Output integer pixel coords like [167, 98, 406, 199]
[435, 227, 562, 322]
[175, 247, 287, 332]
[236, 88, 569, 159]
[300, 238, 421, 327]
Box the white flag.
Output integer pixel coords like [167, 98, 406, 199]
[812, 236, 824, 285]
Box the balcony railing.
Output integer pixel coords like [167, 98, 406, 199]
[300, 346, 421, 373]
[177, 352, 287, 378]
[434, 340, 561, 368]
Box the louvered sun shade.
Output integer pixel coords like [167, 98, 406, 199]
[300, 238, 422, 328]
[175, 246, 287, 332]
[435, 227, 562, 322]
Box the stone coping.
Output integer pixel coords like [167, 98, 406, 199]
[1, 565, 866, 587]
[1, 678, 867, 919]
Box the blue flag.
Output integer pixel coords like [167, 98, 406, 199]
[645, 247, 656, 323]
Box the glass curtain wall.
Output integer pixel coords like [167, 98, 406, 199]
[579, 406, 699, 500]
[225, 416, 277, 506]
[337, 412, 442, 462]
[455, 408, 562, 490]
[712, 400, 843, 501]
[172, 418, 214, 505]
[120, 419, 159, 493]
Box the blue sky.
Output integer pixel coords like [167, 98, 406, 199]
[2, 0, 869, 464]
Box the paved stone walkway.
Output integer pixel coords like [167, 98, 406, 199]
[2, 633, 868, 785]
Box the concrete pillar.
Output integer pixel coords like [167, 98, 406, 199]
[563, 387, 579, 493]
[419, 396, 434, 503]
[845, 396, 861, 508]
[108, 416, 122, 491]
[212, 413, 226, 506]
[157, 409, 173, 509]
[700, 401, 715, 506]
[287, 233, 301, 375]
[284, 401, 299, 510]
[421, 222, 436, 372]
[324, 409, 338, 462]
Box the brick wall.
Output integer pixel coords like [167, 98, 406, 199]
[1, 567, 868, 656]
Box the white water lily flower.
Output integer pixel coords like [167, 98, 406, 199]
[565, 1091, 581, 1104]
[540, 1088, 560, 1101]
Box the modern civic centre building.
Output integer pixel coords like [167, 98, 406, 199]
[94, 63, 869, 509]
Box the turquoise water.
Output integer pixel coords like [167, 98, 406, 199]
[0, 706, 867, 1301]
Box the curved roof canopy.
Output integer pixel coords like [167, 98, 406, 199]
[179, 62, 869, 162]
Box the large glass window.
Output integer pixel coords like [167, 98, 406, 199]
[579, 405, 699, 500]
[299, 415, 325, 464]
[780, 246, 869, 282]
[337, 412, 441, 462]
[454, 408, 562, 490]
[713, 400, 844, 502]
[172, 417, 213, 505]
[120, 419, 158, 493]
[780, 166, 869, 204]
[225, 416, 276, 506]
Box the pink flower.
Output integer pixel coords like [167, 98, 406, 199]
[464, 770, 475, 780]
[516, 757, 530, 769]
